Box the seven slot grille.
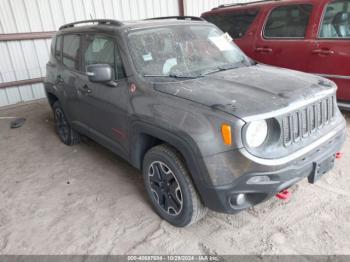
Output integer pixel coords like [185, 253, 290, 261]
[282, 95, 336, 146]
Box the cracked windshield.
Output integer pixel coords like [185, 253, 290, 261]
[128, 25, 249, 78]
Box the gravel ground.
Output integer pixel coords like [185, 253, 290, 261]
[0, 100, 349, 255]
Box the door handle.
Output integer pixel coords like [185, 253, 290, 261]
[55, 75, 64, 84]
[312, 49, 334, 55]
[255, 47, 273, 53]
[79, 85, 92, 95]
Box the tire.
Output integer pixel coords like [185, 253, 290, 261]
[142, 144, 207, 227]
[52, 101, 81, 146]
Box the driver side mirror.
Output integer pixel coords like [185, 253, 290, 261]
[86, 64, 113, 83]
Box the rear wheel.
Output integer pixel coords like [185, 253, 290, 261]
[142, 144, 207, 227]
[53, 101, 81, 145]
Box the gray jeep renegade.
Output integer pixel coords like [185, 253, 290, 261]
[45, 17, 346, 227]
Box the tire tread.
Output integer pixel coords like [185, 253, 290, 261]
[53, 101, 81, 146]
[145, 144, 207, 226]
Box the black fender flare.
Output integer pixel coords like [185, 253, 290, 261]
[129, 121, 218, 207]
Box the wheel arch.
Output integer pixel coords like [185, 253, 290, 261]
[129, 121, 212, 203]
[46, 91, 59, 108]
[129, 121, 200, 169]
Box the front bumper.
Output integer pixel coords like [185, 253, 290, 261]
[338, 100, 350, 111]
[198, 117, 346, 213]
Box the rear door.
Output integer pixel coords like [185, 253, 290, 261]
[203, 8, 260, 58]
[253, 3, 314, 71]
[308, 0, 350, 102]
[60, 33, 95, 133]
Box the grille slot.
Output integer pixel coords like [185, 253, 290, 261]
[282, 116, 292, 145]
[301, 108, 308, 137]
[292, 112, 301, 141]
[282, 96, 335, 146]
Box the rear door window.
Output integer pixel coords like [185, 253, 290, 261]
[84, 34, 126, 80]
[319, 0, 350, 38]
[62, 34, 81, 71]
[203, 9, 259, 39]
[264, 4, 313, 38]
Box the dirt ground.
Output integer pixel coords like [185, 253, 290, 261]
[0, 100, 349, 255]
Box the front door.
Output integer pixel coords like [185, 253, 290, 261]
[253, 3, 314, 71]
[80, 33, 129, 157]
[308, 0, 350, 102]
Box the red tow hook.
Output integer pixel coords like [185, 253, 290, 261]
[276, 189, 291, 201]
[336, 152, 343, 159]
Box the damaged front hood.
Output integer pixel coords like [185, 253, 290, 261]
[154, 64, 336, 121]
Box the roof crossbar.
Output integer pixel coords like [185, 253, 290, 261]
[145, 16, 204, 21]
[59, 19, 123, 30]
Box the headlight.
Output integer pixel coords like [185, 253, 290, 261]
[245, 120, 268, 148]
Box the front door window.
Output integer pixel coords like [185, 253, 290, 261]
[84, 35, 126, 80]
[264, 4, 313, 38]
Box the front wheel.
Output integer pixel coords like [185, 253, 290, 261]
[142, 144, 207, 227]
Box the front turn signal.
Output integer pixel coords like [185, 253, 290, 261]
[221, 123, 232, 145]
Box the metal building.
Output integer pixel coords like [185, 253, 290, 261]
[0, 0, 251, 107]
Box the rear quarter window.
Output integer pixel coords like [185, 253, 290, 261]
[264, 4, 313, 38]
[54, 35, 62, 61]
[203, 9, 259, 39]
[50, 36, 56, 54]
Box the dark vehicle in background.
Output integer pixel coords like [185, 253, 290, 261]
[202, 0, 350, 109]
[45, 17, 346, 227]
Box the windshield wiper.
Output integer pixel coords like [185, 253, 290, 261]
[143, 73, 197, 79]
[199, 63, 242, 77]
[199, 68, 222, 77]
[143, 62, 244, 79]
[218, 63, 241, 70]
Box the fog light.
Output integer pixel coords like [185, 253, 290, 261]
[247, 176, 271, 185]
[236, 194, 246, 206]
[230, 193, 246, 207]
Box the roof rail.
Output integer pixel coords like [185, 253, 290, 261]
[59, 19, 123, 30]
[212, 0, 281, 10]
[145, 16, 205, 21]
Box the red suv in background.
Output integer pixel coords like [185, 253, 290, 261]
[202, 0, 350, 109]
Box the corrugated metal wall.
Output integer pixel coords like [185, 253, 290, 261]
[0, 0, 252, 107]
[0, 0, 179, 107]
[185, 0, 253, 16]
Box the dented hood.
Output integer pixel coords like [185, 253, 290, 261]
[154, 64, 335, 121]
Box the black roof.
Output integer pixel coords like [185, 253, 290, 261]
[58, 17, 208, 32]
